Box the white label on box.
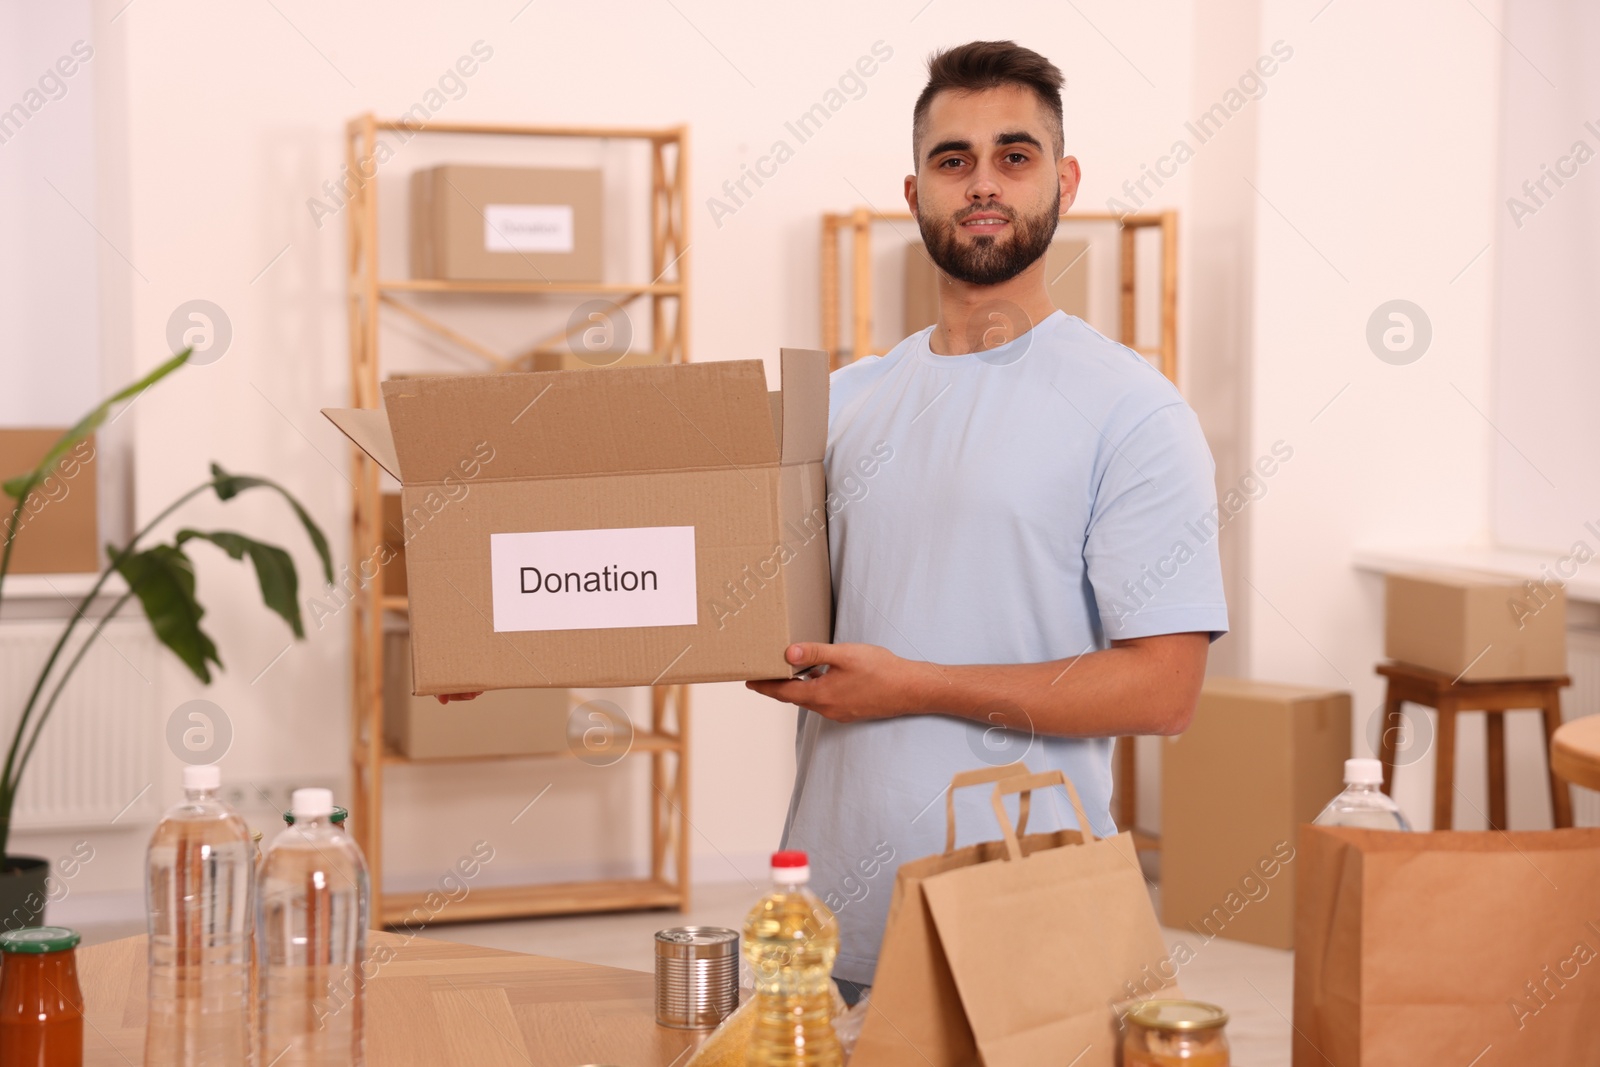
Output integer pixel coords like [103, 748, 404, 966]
[490, 526, 697, 633]
[483, 203, 575, 253]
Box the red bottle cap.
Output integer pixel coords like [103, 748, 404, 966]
[771, 850, 808, 868]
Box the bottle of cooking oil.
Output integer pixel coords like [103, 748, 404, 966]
[743, 850, 842, 1067]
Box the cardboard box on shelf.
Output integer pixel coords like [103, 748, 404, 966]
[409, 164, 603, 283]
[1385, 568, 1566, 680]
[526, 349, 666, 373]
[324, 350, 832, 693]
[904, 238, 1089, 336]
[0, 429, 99, 574]
[383, 630, 569, 759]
[1161, 677, 1351, 950]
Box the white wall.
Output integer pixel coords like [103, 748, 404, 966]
[1490, 0, 1600, 556]
[1247, 0, 1506, 826]
[27, 0, 1206, 907]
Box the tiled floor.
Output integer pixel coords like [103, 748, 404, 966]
[81, 881, 1294, 1065]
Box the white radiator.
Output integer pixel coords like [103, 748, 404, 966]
[0, 617, 160, 830]
[1567, 627, 1600, 828]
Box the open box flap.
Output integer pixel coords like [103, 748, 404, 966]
[776, 348, 829, 465]
[321, 406, 402, 480]
[378, 361, 779, 485]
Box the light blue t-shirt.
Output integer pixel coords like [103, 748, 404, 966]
[779, 310, 1229, 985]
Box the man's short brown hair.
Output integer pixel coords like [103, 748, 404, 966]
[912, 40, 1065, 166]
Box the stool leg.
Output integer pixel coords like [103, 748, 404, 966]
[1486, 712, 1507, 831]
[1117, 736, 1137, 833]
[1377, 689, 1404, 795]
[1541, 695, 1574, 830]
[1433, 700, 1457, 832]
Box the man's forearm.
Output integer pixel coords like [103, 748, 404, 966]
[908, 634, 1209, 739]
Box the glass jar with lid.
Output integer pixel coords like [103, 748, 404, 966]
[1123, 999, 1230, 1066]
[0, 925, 85, 1066]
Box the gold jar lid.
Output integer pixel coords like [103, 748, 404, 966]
[1126, 999, 1229, 1032]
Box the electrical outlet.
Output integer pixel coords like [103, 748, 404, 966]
[221, 777, 341, 816]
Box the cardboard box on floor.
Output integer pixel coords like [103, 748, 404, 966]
[409, 164, 602, 283]
[325, 351, 832, 693]
[382, 630, 568, 759]
[0, 429, 99, 574]
[1385, 567, 1566, 680]
[1161, 677, 1350, 950]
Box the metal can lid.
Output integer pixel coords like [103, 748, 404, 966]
[1126, 999, 1229, 1032]
[654, 926, 738, 958]
[0, 926, 81, 954]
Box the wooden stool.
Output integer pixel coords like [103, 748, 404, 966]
[1551, 713, 1600, 794]
[1375, 662, 1573, 830]
[1115, 737, 1159, 852]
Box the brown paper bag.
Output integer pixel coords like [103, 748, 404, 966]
[854, 767, 1178, 1067]
[1295, 825, 1600, 1066]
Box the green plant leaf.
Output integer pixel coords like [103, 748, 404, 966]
[208, 464, 334, 585]
[111, 542, 219, 683]
[2, 350, 191, 502]
[176, 529, 305, 638]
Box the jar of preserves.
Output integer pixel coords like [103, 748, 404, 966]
[0, 925, 84, 1066]
[1123, 999, 1229, 1066]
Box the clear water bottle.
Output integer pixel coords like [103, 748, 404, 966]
[259, 788, 371, 1067]
[145, 764, 255, 1066]
[743, 850, 843, 1067]
[1313, 758, 1412, 831]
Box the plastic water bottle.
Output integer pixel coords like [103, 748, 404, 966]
[743, 850, 843, 1067]
[1313, 758, 1412, 830]
[144, 764, 255, 1066]
[259, 788, 371, 1066]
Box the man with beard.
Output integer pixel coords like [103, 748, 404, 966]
[746, 40, 1229, 1003]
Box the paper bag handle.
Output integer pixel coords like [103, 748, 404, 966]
[944, 763, 1032, 854]
[989, 770, 1098, 862]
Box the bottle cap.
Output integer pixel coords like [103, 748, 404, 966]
[1345, 758, 1383, 785]
[771, 849, 809, 884]
[291, 787, 335, 819]
[283, 805, 348, 827]
[183, 765, 221, 791]
[0, 926, 81, 954]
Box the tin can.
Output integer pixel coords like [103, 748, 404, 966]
[654, 926, 739, 1029]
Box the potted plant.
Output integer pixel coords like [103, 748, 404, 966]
[0, 350, 332, 927]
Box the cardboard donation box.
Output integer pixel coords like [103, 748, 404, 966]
[1162, 677, 1350, 949]
[1385, 568, 1566, 680]
[382, 631, 568, 759]
[855, 767, 1178, 1067]
[0, 430, 99, 574]
[1295, 825, 1600, 1066]
[324, 351, 832, 693]
[409, 164, 602, 282]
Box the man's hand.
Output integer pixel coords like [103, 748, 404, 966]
[435, 692, 481, 704]
[745, 642, 940, 724]
[744, 632, 1210, 738]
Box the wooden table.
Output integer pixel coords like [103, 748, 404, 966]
[78, 932, 706, 1066]
[1552, 712, 1600, 793]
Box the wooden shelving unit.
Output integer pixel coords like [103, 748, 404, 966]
[820, 207, 1178, 854]
[343, 113, 692, 925]
[820, 208, 1178, 384]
